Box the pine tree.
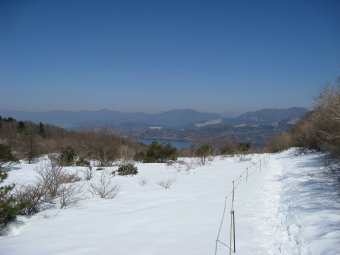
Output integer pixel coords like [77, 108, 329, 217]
[0, 145, 21, 230]
[39, 122, 46, 138]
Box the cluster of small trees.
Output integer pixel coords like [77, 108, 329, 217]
[177, 139, 253, 160]
[1, 116, 258, 167]
[293, 86, 340, 159]
[0, 118, 146, 165]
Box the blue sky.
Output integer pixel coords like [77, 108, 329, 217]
[1, 0, 339, 114]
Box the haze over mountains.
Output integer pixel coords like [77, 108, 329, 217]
[0, 107, 308, 130]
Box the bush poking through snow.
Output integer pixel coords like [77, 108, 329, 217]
[58, 184, 83, 209]
[173, 159, 201, 173]
[157, 177, 176, 189]
[137, 176, 149, 186]
[0, 170, 8, 182]
[59, 147, 77, 166]
[34, 163, 81, 199]
[16, 163, 83, 214]
[117, 163, 138, 176]
[16, 182, 49, 215]
[0, 144, 21, 230]
[83, 167, 93, 181]
[89, 173, 120, 199]
[238, 154, 251, 162]
[0, 170, 22, 230]
[76, 158, 90, 167]
[0, 144, 18, 167]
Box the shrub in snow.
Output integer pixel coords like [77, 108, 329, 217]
[82, 167, 93, 181]
[16, 163, 83, 214]
[0, 170, 7, 182]
[58, 184, 83, 209]
[0, 144, 18, 167]
[137, 176, 149, 186]
[172, 159, 201, 174]
[157, 177, 176, 189]
[0, 146, 21, 231]
[238, 154, 251, 162]
[0, 170, 24, 231]
[16, 182, 49, 215]
[59, 147, 76, 166]
[76, 157, 90, 167]
[89, 173, 120, 199]
[117, 163, 138, 176]
[35, 163, 75, 198]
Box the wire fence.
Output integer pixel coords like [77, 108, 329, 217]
[214, 154, 270, 255]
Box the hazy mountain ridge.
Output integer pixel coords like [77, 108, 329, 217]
[0, 109, 221, 129]
[0, 107, 309, 128]
[0, 107, 309, 147]
[222, 107, 309, 125]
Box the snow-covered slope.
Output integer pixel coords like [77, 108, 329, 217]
[0, 149, 339, 255]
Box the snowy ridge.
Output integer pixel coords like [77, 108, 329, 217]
[1, 149, 339, 255]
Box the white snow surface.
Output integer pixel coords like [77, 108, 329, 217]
[1, 149, 339, 255]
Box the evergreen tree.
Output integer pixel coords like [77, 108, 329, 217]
[39, 122, 46, 138]
[17, 121, 26, 132]
[0, 144, 18, 166]
[0, 145, 21, 230]
[143, 141, 177, 163]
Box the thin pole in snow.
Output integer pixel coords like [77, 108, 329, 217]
[229, 180, 235, 255]
[232, 210, 236, 253]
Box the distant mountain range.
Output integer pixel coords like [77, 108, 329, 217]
[0, 107, 309, 129]
[0, 109, 221, 129]
[0, 107, 309, 146]
[222, 107, 309, 125]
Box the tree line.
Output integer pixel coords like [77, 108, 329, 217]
[269, 83, 340, 165]
[0, 118, 146, 165]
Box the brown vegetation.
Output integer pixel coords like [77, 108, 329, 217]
[268, 84, 340, 161]
[0, 118, 146, 164]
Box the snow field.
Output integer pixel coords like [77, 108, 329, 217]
[0, 149, 339, 255]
